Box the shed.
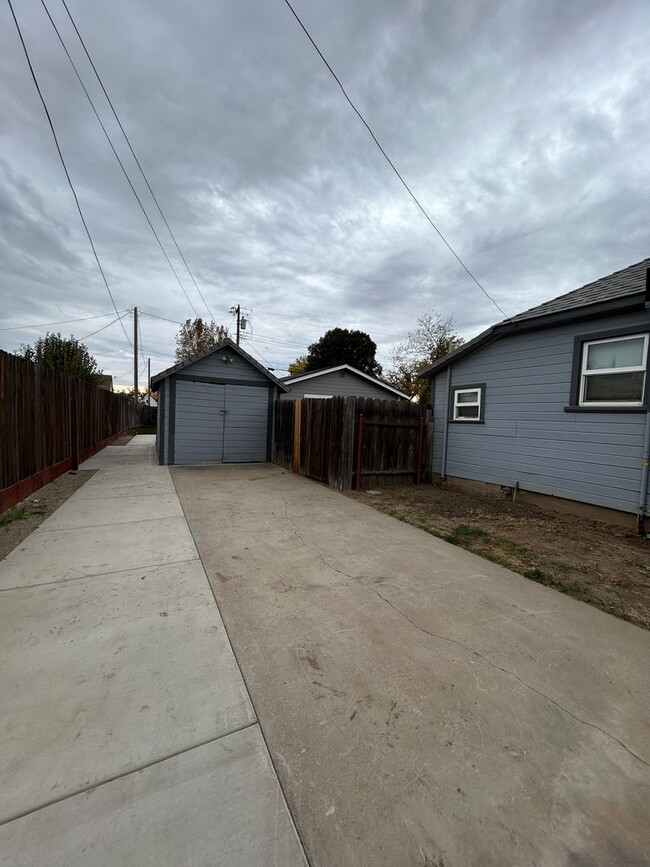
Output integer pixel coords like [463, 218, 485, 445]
[281, 364, 409, 401]
[151, 339, 288, 465]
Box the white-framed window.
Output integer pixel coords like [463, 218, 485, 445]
[453, 387, 482, 421]
[304, 393, 333, 399]
[579, 333, 648, 406]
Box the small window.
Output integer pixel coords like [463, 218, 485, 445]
[304, 393, 333, 399]
[453, 387, 482, 421]
[338, 370, 346, 378]
[579, 334, 648, 406]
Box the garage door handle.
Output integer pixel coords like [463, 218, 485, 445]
[219, 409, 229, 414]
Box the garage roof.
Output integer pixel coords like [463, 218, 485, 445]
[151, 338, 289, 391]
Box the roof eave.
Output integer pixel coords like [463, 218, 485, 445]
[419, 293, 645, 379]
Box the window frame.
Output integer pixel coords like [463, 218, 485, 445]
[566, 326, 650, 413]
[449, 383, 485, 424]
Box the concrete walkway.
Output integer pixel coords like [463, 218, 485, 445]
[0, 437, 306, 866]
[173, 463, 650, 867]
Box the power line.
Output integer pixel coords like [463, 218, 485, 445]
[0, 309, 127, 332]
[281, 0, 508, 319]
[39, 0, 200, 320]
[78, 310, 131, 341]
[6, 0, 132, 347]
[140, 310, 183, 326]
[58, 0, 216, 322]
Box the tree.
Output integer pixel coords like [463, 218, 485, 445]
[386, 313, 464, 403]
[175, 318, 229, 363]
[287, 355, 309, 376]
[18, 332, 102, 384]
[305, 328, 382, 376]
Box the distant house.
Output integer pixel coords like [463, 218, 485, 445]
[281, 365, 409, 402]
[97, 374, 113, 392]
[420, 259, 650, 530]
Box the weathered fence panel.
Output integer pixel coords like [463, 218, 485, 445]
[0, 350, 140, 511]
[275, 395, 429, 490]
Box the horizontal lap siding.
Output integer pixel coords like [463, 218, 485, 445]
[283, 370, 403, 400]
[182, 346, 268, 382]
[435, 311, 650, 513]
[223, 385, 268, 462]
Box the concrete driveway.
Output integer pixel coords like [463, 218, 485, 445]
[0, 438, 305, 866]
[172, 463, 650, 867]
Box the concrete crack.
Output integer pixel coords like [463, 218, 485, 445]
[280, 494, 649, 769]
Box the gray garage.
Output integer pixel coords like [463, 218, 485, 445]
[151, 339, 288, 465]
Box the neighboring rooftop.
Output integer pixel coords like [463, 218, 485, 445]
[504, 257, 649, 324]
[282, 364, 410, 400]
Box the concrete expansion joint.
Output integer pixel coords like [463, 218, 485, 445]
[0, 557, 201, 594]
[0, 721, 260, 829]
[279, 494, 649, 770]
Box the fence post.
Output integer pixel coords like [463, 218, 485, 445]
[355, 413, 364, 491]
[292, 399, 302, 474]
[70, 397, 79, 471]
[339, 397, 356, 490]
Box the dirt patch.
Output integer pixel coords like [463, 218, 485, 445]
[0, 471, 95, 562]
[346, 483, 650, 630]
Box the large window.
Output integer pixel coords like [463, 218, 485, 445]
[579, 334, 648, 406]
[453, 386, 483, 421]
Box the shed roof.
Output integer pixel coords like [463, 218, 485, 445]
[420, 258, 650, 378]
[151, 338, 289, 391]
[282, 364, 410, 400]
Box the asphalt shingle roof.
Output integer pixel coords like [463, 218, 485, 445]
[503, 257, 650, 324]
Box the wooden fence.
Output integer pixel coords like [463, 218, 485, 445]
[275, 396, 430, 490]
[0, 350, 141, 512]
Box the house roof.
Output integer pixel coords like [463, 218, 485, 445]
[282, 364, 410, 400]
[420, 258, 650, 378]
[151, 338, 289, 391]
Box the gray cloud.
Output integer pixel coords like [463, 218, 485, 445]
[1, 0, 648, 381]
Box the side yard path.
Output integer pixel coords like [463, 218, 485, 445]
[173, 463, 650, 867]
[348, 482, 650, 629]
[0, 437, 305, 866]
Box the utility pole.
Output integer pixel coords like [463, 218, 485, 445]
[133, 306, 138, 406]
[147, 357, 151, 406]
[230, 304, 241, 345]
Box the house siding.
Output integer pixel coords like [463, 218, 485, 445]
[155, 345, 275, 466]
[181, 345, 268, 383]
[282, 370, 404, 401]
[431, 310, 650, 514]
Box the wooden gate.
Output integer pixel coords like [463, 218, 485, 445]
[275, 396, 429, 490]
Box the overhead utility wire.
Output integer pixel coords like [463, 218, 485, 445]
[281, 0, 507, 319]
[39, 0, 200, 319]
[79, 309, 131, 341]
[6, 0, 132, 346]
[0, 309, 126, 331]
[58, 0, 216, 322]
[140, 310, 183, 326]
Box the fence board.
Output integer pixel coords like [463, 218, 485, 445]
[274, 395, 429, 491]
[0, 350, 145, 505]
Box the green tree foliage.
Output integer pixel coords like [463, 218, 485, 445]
[305, 328, 382, 376]
[386, 313, 464, 403]
[18, 332, 102, 384]
[287, 355, 309, 376]
[175, 318, 229, 363]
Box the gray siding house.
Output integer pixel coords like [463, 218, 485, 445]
[281, 365, 409, 401]
[152, 339, 288, 465]
[421, 259, 650, 529]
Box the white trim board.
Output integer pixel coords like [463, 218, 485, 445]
[282, 365, 410, 400]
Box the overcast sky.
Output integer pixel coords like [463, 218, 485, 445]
[1, 0, 648, 384]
